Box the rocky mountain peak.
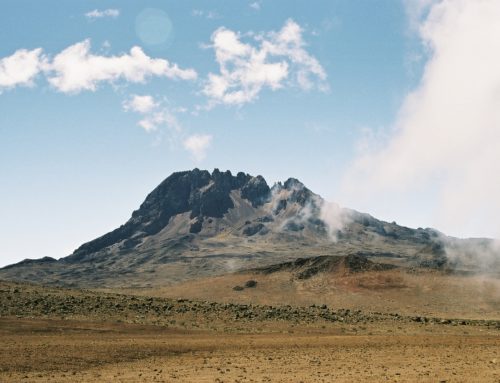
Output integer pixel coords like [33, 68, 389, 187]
[283, 177, 304, 190]
[132, 168, 270, 223]
[271, 177, 316, 209]
[68, 169, 271, 260]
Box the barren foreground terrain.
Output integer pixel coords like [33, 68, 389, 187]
[1, 281, 500, 382]
[1, 317, 500, 383]
[130, 268, 500, 320]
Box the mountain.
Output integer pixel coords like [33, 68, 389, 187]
[1, 168, 498, 287]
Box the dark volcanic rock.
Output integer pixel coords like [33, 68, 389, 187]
[250, 254, 397, 280]
[189, 168, 256, 218]
[348, 210, 442, 244]
[189, 217, 204, 234]
[283, 178, 315, 206]
[273, 199, 287, 215]
[284, 221, 305, 232]
[257, 215, 274, 223]
[3, 256, 57, 269]
[66, 169, 270, 261]
[241, 175, 271, 207]
[243, 223, 265, 236]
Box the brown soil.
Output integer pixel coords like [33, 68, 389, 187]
[1, 280, 500, 382]
[1, 317, 499, 382]
[139, 269, 500, 320]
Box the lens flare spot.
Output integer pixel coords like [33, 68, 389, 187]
[135, 8, 173, 46]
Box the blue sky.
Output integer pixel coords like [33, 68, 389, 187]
[2, 1, 499, 267]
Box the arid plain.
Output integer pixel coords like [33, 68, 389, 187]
[1, 273, 499, 383]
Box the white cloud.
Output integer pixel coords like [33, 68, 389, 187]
[122, 94, 181, 133]
[46, 39, 197, 93]
[183, 134, 213, 161]
[123, 94, 158, 114]
[203, 19, 327, 106]
[123, 95, 212, 161]
[343, 0, 500, 239]
[249, 2, 261, 11]
[85, 9, 120, 20]
[0, 48, 46, 91]
[139, 110, 181, 133]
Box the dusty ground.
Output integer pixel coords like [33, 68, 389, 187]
[120, 269, 500, 320]
[1, 281, 499, 382]
[1, 317, 499, 382]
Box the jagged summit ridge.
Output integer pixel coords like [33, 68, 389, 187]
[44, 168, 446, 266]
[67, 169, 330, 263]
[69, 169, 273, 260]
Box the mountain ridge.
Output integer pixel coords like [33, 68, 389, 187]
[1, 168, 498, 287]
[67, 168, 271, 262]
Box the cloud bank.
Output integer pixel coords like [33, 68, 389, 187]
[0, 40, 197, 94]
[47, 40, 197, 93]
[343, 0, 500, 238]
[203, 19, 327, 106]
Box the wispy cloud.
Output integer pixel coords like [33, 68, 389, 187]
[46, 39, 197, 93]
[192, 9, 220, 20]
[123, 94, 212, 161]
[202, 19, 327, 107]
[343, 0, 500, 238]
[183, 134, 213, 162]
[249, 2, 261, 11]
[85, 9, 120, 20]
[138, 110, 181, 133]
[123, 94, 181, 133]
[0, 48, 46, 92]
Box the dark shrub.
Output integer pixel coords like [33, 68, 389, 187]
[244, 280, 257, 288]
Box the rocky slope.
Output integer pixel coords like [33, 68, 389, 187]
[1, 168, 498, 287]
[248, 254, 397, 280]
[2, 281, 498, 327]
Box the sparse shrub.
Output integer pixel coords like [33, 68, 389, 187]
[244, 280, 257, 288]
